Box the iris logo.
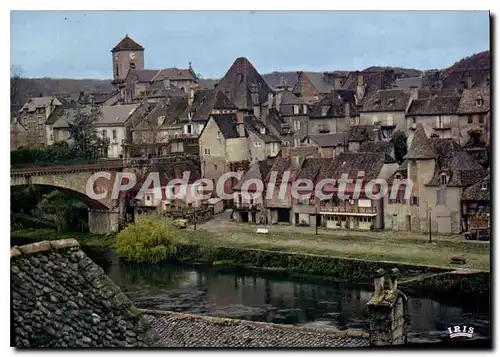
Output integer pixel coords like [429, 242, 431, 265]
[447, 325, 474, 339]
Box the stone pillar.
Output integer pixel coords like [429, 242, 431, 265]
[88, 209, 120, 234]
[367, 268, 409, 346]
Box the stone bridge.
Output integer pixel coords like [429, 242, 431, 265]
[10, 155, 200, 234]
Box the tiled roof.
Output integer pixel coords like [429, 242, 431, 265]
[392, 77, 423, 89]
[306, 133, 347, 148]
[457, 88, 490, 114]
[341, 71, 395, 104]
[184, 89, 236, 122]
[128, 69, 160, 83]
[346, 125, 376, 142]
[406, 96, 461, 116]
[111, 35, 144, 52]
[20, 96, 63, 113]
[78, 91, 119, 105]
[360, 89, 411, 112]
[134, 97, 188, 130]
[279, 90, 307, 106]
[264, 156, 293, 182]
[359, 141, 394, 156]
[216, 57, 272, 110]
[417, 88, 461, 99]
[143, 310, 369, 348]
[295, 158, 331, 181]
[462, 175, 490, 201]
[405, 123, 435, 159]
[49, 106, 93, 128]
[303, 72, 335, 94]
[211, 113, 242, 139]
[442, 69, 490, 90]
[309, 90, 356, 118]
[233, 159, 275, 191]
[11, 239, 159, 347]
[265, 109, 293, 136]
[94, 104, 139, 126]
[285, 146, 321, 159]
[152, 68, 198, 82]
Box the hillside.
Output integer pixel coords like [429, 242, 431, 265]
[363, 66, 422, 78]
[442, 50, 490, 76]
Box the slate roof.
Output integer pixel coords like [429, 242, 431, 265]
[316, 152, 389, 181]
[49, 106, 93, 128]
[11, 239, 159, 347]
[425, 138, 487, 187]
[211, 114, 242, 139]
[244, 116, 281, 143]
[341, 71, 395, 103]
[306, 133, 347, 148]
[442, 69, 490, 90]
[406, 96, 461, 116]
[78, 91, 119, 105]
[302, 72, 335, 94]
[183, 89, 236, 122]
[128, 69, 160, 83]
[143, 310, 369, 348]
[216, 57, 272, 110]
[264, 157, 293, 182]
[145, 160, 201, 186]
[360, 89, 411, 112]
[458, 88, 490, 114]
[417, 88, 461, 99]
[134, 97, 188, 131]
[152, 68, 198, 82]
[111, 35, 144, 52]
[295, 158, 331, 181]
[392, 77, 423, 89]
[94, 104, 139, 126]
[265, 108, 293, 136]
[19, 97, 63, 113]
[405, 123, 436, 159]
[279, 90, 307, 105]
[233, 159, 275, 191]
[359, 140, 394, 156]
[346, 125, 377, 142]
[309, 90, 356, 118]
[286, 146, 321, 159]
[462, 175, 490, 201]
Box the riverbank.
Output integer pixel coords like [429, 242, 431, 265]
[11, 228, 115, 248]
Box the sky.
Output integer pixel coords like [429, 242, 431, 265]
[11, 11, 490, 79]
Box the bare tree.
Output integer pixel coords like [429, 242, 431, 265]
[11, 65, 23, 106]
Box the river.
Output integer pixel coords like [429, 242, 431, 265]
[11, 238, 490, 343]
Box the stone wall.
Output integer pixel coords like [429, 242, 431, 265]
[11, 239, 159, 347]
[88, 209, 120, 234]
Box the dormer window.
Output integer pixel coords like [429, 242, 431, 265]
[441, 173, 448, 185]
[321, 106, 329, 116]
[260, 127, 266, 135]
[476, 96, 484, 106]
[481, 182, 488, 190]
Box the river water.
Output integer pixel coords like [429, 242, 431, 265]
[11, 238, 490, 343]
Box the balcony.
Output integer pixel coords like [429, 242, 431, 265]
[433, 125, 452, 130]
[265, 198, 291, 209]
[319, 205, 377, 215]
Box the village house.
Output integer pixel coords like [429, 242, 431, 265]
[244, 116, 281, 163]
[393, 123, 487, 234]
[10, 117, 27, 150]
[46, 106, 94, 145]
[405, 95, 461, 141]
[18, 96, 64, 147]
[78, 91, 120, 107]
[340, 70, 396, 110]
[461, 175, 490, 231]
[308, 90, 356, 135]
[198, 113, 250, 197]
[232, 159, 275, 224]
[345, 125, 378, 152]
[358, 89, 413, 141]
[151, 65, 199, 95]
[300, 133, 347, 158]
[92, 104, 140, 158]
[292, 71, 346, 104]
[123, 69, 160, 103]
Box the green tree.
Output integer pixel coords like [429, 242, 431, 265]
[37, 190, 88, 232]
[391, 130, 408, 164]
[68, 106, 109, 160]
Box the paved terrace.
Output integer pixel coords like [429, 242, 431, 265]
[142, 309, 370, 348]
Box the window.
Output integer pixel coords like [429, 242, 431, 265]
[293, 105, 300, 114]
[303, 105, 308, 114]
[283, 141, 289, 147]
[294, 121, 300, 130]
[436, 187, 446, 205]
[411, 197, 419, 206]
[115, 63, 119, 77]
[112, 130, 117, 140]
[478, 115, 485, 124]
[37, 116, 43, 124]
[321, 106, 329, 116]
[254, 142, 262, 148]
[130, 62, 136, 70]
[468, 115, 473, 124]
[204, 148, 210, 155]
[102, 130, 107, 138]
[476, 97, 484, 106]
[214, 164, 218, 171]
[260, 127, 266, 135]
[441, 174, 448, 185]
[412, 117, 417, 124]
[481, 183, 488, 191]
[217, 131, 221, 139]
[294, 138, 300, 147]
[49, 134, 54, 141]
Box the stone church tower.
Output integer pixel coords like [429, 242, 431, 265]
[111, 35, 145, 92]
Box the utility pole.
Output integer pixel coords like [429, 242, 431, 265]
[428, 207, 432, 244]
[315, 197, 319, 235]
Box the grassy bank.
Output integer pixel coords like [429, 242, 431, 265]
[11, 228, 115, 248]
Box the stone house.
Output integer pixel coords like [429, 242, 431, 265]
[198, 113, 250, 194]
[457, 88, 490, 165]
[292, 71, 345, 104]
[232, 159, 275, 223]
[461, 175, 490, 231]
[359, 89, 412, 141]
[244, 116, 281, 163]
[405, 95, 461, 140]
[93, 104, 140, 158]
[308, 90, 356, 135]
[315, 152, 398, 231]
[151, 66, 199, 95]
[393, 124, 487, 234]
[46, 106, 93, 145]
[18, 96, 63, 147]
[123, 69, 160, 103]
[10, 117, 27, 149]
[263, 157, 297, 224]
[300, 133, 347, 158]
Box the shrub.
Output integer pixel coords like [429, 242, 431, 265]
[116, 214, 186, 263]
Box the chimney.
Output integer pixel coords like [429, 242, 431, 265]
[237, 122, 246, 137]
[344, 101, 350, 118]
[388, 268, 400, 292]
[268, 92, 274, 109]
[250, 83, 259, 106]
[373, 127, 380, 142]
[188, 88, 195, 106]
[356, 74, 365, 100]
[276, 92, 283, 112]
[467, 73, 473, 89]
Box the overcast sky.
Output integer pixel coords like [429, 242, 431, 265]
[11, 11, 490, 79]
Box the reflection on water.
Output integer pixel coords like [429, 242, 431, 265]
[87, 247, 490, 343]
[9, 238, 490, 343]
